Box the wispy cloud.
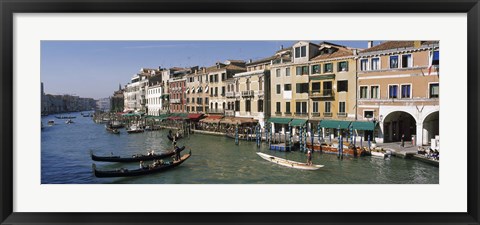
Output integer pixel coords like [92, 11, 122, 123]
[122, 44, 198, 49]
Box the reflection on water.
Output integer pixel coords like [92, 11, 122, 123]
[41, 113, 439, 184]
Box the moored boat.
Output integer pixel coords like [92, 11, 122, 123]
[92, 151, 191, 177]
[105, 125, 120, 134]
[65, 119, 74, 124]
[256, 152, 324, 170]
[90, 146, 185, 162]
[47, 120, 55, 126]
[127, 124, 144, 133]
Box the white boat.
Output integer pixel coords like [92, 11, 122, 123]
[256, 152, 324, 170]
[370, 149, 392, 159]
[65, 119, 74, 124]
[127, 124, 144, 133]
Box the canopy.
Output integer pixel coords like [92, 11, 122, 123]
[267, 117, 292, 125]
[289, 119, 307, 127]
[351, 121, 376, 131]
[310, 74, 335, 80]
[221, 117, 258, 125]
[320, 120, 351, 129]
[200, 115, 224, 123]
[187, 113, 204, 120]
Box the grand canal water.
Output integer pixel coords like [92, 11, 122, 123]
[41, 112, 439, 184]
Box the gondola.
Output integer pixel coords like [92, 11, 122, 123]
[105, 125, 120, 134]
[92, 151, 191, 178]
[90, 146, 185, 162]
[167, 133, 183, 141]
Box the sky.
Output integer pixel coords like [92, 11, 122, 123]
[41, 40, 379, 99]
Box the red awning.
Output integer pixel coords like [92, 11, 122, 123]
[187, 113, 204, 120]
[168, 116, 184, 120]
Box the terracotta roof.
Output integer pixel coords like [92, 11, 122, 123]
[310, 47, 354, 61]
[361, 41, 439, 53]
[276, 47, 292, 54]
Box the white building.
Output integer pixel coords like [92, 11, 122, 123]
[96, 97, 111, 112]
[124, 73, 149, 112]
[146, 82, 163, 116]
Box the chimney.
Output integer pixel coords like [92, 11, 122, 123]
[414, 41, 422, 48]
[353, 49, 358, 55]
[368, 41, 374, 48]
[248, 59, 252, 63]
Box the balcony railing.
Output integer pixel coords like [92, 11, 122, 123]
[170, 99, 181, 104]
[242, 90, 255, 97]
[257, 90, 264, 98]
[208, 109, 224, 114]
[337, 112, 347, 117]
[294, 112, 308, 117]
[324, 112, 333, 117]
[275, 111, 282, 116]
[226, 92, 235, 98]
[310, 89, 334, 98]
[284, 112, 292, 116]
[225, 110, 235, 117]
[311, 112, 320, 117]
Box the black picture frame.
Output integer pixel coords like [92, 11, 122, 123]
[1, 0, 479, 224]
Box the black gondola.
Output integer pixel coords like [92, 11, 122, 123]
[90, 146, 185, 162]
[92, 151, 191, 178]
[167, 133, 183, 141]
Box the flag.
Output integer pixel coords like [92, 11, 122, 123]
[427, 50, 434, 76]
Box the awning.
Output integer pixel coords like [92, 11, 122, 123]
[310, 74, 335, 80]
[169, 116, 184, 120]
[290, 119, 307, 127]
[204, 86, 209, 93]
[197, 86, 201, 92]
[187, 113, 204, 120]
[320, 120, 351, 129]
[267, 117, 292, 125]
[200, 115, 224, 123]
[351, 121, 376, 131]
[185, 88, 189, 93]
[221, 117, 258, 125]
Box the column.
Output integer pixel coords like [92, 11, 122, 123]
[416, 122, 423, 146]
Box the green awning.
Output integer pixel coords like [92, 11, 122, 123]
[351, 121, 376, 131]
[320, 120, 351, 129]
[310, 74, 335, 80]
[267, 117, 292, 124]
[290, 119, 307, 127]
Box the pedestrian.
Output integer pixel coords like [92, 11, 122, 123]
[307, 150, 312, 166]
[401, 134, 405, 147]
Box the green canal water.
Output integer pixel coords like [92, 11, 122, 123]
[41, 113, 439, 184]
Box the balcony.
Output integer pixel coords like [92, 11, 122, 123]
[170, 99, 181, 104]
[284, 112, 292, 116]
[324, 112, 332, 117]
[337, 112, 347, 117]
[242, 90, 255, 98]
[275, 112, 282, 116]
[294, 112, 308, 117]
[311, 112, 320, 117]
[310, 89, 334, 98]
[226, 92, 235, 98]
[208, 109, 224, 114]
[225, 110, 235, 117]
[257, 90, 264, 99]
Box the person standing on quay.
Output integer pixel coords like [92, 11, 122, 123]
[401, 134, 405, 147]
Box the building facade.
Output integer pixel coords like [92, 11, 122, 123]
[96, 97, 111, 112]
[206, 60, 246, 115]
[146, 81, 163, 116]
[307, 42, 358, 137]
[110, 84, 124, 113]
[357, 41, 439, 146]
[185, 67, 209, 113]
